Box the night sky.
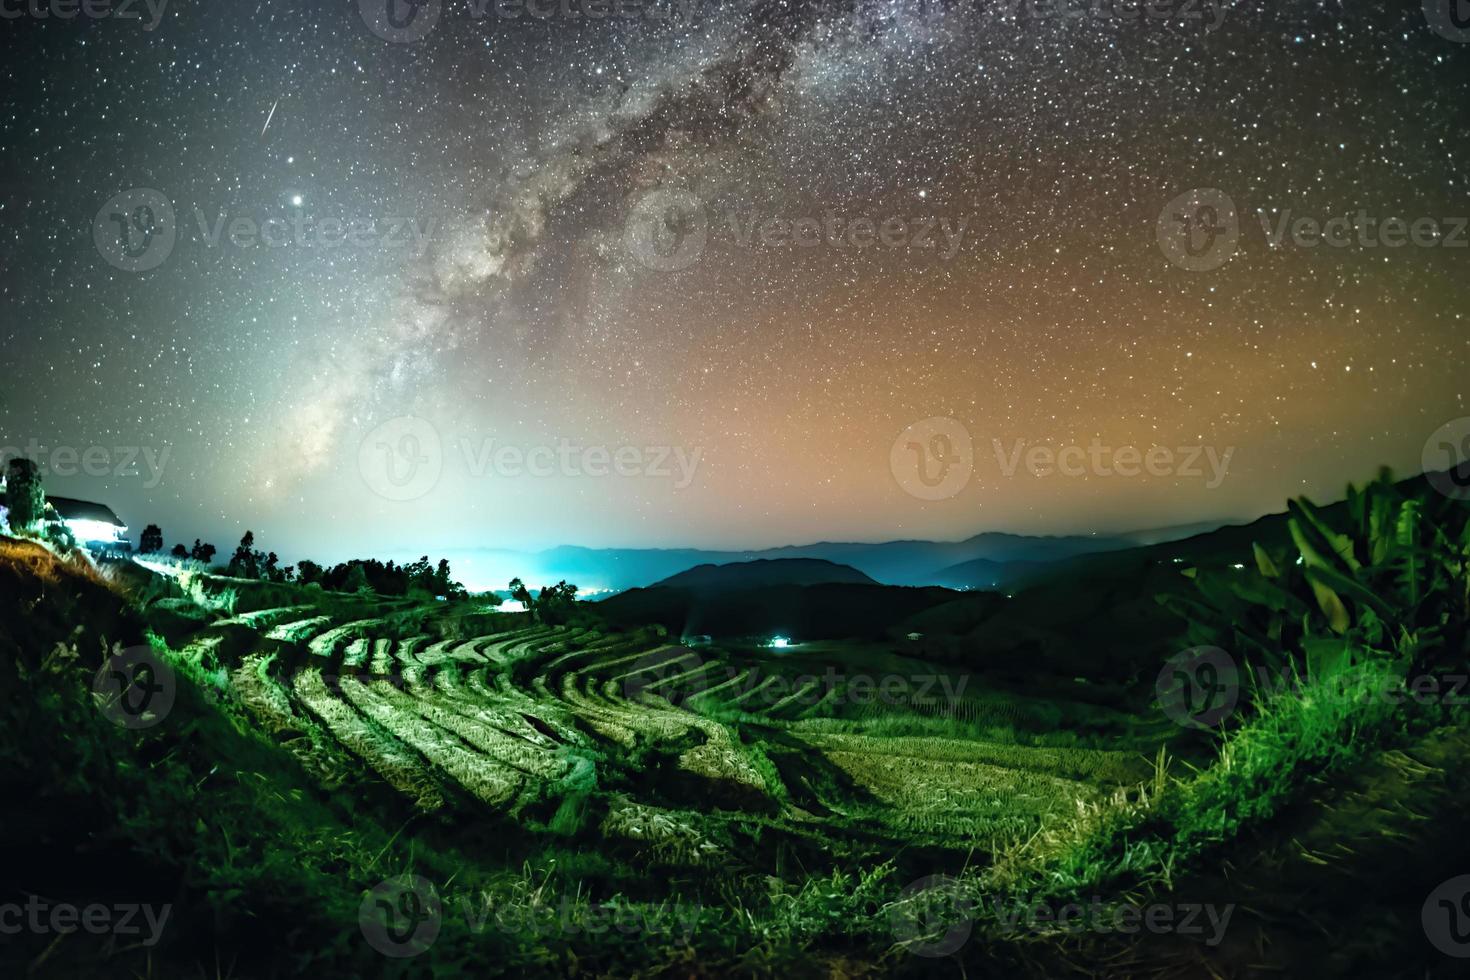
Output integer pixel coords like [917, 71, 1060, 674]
[2, 0, 1468, 563]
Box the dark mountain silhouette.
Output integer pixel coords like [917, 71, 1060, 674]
[445, 528, 1204, 593]
[652, 558, 877, 592]
[595, 583, 962, 641]
[930, 557, 1051, 591]
[597, 469, 1460, 680]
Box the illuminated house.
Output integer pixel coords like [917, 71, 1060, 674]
[0, 487, 130, 551]
[46, 497, 131, 550]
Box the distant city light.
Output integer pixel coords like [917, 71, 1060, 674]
[770, 636, 790, 649]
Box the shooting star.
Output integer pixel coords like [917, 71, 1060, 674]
[260, 97, 280, 138]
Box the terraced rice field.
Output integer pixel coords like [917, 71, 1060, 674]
[186, 597, 1158, 866]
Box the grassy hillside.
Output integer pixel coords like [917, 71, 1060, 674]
[2, 469, 1467, 977]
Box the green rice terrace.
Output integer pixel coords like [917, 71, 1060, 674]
[202, 607, 1163, 846]
[3, 471, 1469, 977]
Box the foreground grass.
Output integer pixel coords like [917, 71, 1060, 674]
[3, 496, 1467, 977]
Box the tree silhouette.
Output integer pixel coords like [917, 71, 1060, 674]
[139, 524, 164, 554]
[343, 563, 371, 594]
[538, 581, 580, 626]
[509, 577, 536, 620]
[4, 458, 44, 534]
[229, 531, 260, 578]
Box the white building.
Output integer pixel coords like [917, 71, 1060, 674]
[0, 486, 130, 551]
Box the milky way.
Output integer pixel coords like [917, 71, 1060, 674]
[2, 0, 1468, 561]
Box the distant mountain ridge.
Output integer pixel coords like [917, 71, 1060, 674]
[652, 558, 877, 592]
[433, 525, 1234, 593]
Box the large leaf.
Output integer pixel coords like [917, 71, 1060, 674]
[1396, 500, 1424, 607]
[1306, 575, 1352, 635]
[1192, 571, 1257, 620]
[1253, 543, 1281, 580]
[1368, 485, 1396, 565]
[1157, 593, 1236, 635]
[1303, 564, 1395, 622]
[1288, 498, 1360, 573]
[1223, 572, 1312, 617]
